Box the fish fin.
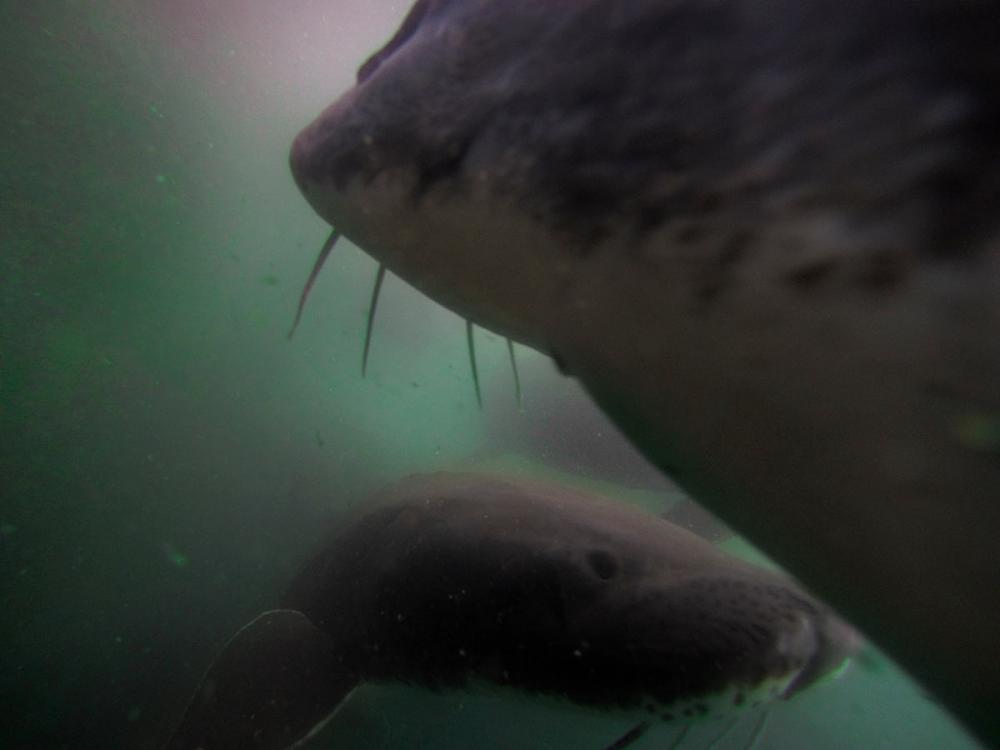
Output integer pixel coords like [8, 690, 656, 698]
[163, 609, 357, 750]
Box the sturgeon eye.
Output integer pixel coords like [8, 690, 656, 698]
[586, 550, 619, 580]
[356, 0, 432, 83]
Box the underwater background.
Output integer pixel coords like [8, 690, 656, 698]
[0, 1, 986, 748]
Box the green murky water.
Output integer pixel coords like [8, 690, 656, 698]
[0, 2, 984, 748]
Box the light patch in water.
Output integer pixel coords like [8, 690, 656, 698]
[951, 412, 1000, 453]
[162, 541, 189, 568]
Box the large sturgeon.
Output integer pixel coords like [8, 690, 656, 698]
[288, 0, 1000, 743]
[164, 473, 856, 749]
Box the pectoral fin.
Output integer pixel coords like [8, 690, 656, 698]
[164, 609, 357, 750]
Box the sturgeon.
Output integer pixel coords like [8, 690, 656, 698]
[163, 473, 856, 749]
[288, 0, 1000, 744]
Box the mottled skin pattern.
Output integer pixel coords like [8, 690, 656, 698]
[289, 0, 1000, 744]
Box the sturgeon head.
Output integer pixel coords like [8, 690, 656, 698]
[289, 0, 1000, 744]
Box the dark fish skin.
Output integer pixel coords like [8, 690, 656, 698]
[289, 0, 1000, 745]
[163, 473, 857, 749]
[284, 473, 853, 709]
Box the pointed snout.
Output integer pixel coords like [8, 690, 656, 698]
[289, 120, 325, 202]
[288, 110, 350, 231]
[289, 127, 311, 193]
